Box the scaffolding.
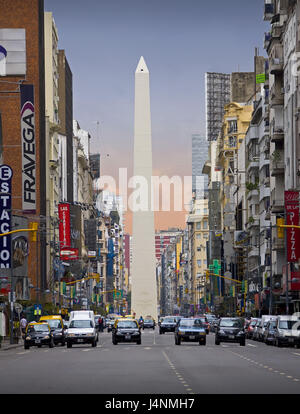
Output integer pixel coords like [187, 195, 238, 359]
[205, 72, 231, 142]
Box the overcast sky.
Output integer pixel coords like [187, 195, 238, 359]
[44, 0, 268, 231]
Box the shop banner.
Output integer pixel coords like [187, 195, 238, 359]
[58, 203, 71, 249]
[20, 84, 36, 213]
[0, 165, 13, 269]
[285, 191, 300, 262]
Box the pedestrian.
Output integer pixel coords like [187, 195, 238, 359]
[99, 316, 104, 332]
[20, 314, 27, 338]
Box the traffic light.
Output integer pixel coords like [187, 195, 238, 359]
[206, 270, 210, 282]
[277, 218, 284, 239]
[29, 222, 38, 242]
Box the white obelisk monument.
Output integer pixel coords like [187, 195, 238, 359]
[131, 56, 158, 320]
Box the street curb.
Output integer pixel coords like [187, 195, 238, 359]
[0, 343, 23, 351]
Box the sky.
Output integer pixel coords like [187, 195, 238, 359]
[44, 0, 269, 233]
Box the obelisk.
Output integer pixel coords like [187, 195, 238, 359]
[131, 56, 158, 321]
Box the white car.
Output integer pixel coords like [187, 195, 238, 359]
[66, 317, 98, 348]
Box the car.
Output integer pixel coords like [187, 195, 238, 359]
[215, 317, 246, 346]
[159, 316, 177, 334]
[112, 318, 141, 345]
[274, 315, 300, 348]
[205, 314, 218, 333]
[263, 319, 278, 345]
[175, 318, 206, 346]
[246, 318, 259, 339]
[257, 315, 277, 342]
[252, 318, 262, 341]
[39, 315, 67, 346]
[24, 322, 54, 350]
[66, 316, 98, 348]
[143, 318, 155, 330]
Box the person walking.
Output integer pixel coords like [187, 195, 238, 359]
[20, 314, 27, 338]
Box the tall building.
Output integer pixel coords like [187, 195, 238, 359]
[192, 134, 209, 197]
[131, 57, 158, 320]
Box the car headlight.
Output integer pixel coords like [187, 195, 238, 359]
[87, 333, 94, 337]
[55, 333, 62, 336]
[219, 330, 226, 335]
[237, 331, 244, 335]
[44, 335, 50, 339]
[68, 333, 75, 337]
[26, 336, 31, 340]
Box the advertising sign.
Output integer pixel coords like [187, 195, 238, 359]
[285, 191, 300, 262]
[58, 203, 71, 249]
[20, 84, 36, 213]
[0, 165, 13, 269]
[70, 204, 81, 255]
[60, 248, 79, 261]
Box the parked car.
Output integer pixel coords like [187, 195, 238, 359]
[24, 322, 54, 350]
[252, 318, 262, 341]
[39, 315, 67, 346]
[274, 315, 300, 348]
[66, 315, 98, 348]
[215, 317, 246, 346]
[263, 319, 278, 345]
[257, 315, 277, 342]
[246, 318, 259, 339]
[175, 318, 206, 346]
[159, 316, 177, 334]
[112, 319, 141, 345]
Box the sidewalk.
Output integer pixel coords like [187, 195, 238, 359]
[0, 337, 24, 351]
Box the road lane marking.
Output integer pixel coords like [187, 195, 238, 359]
[162, 351, 194, 393]
[247, 344, 257, 347]
[292, 353, 300, 356]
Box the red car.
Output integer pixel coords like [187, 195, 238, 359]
[246, 318, 259, 339]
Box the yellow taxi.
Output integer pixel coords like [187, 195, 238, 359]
[24, 322, 54, 349]
[39, 315, 66, 346]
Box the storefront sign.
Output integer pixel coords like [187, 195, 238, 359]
[285, 191, 300, 262]
[0, 165, 13, 269]
[20, 84, 36, 213]
[60, 248, 78, 261]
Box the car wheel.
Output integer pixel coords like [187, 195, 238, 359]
[215, 338, 220, 345]
[67, 342, 72, 348]
[61, 341, 65, 347]
[92, 339, 97, 347]
[159, 330, 162, 335]
[37, 345, 42, 348]
[200, 339, 206, 346]
[49, 339, 54, 348]
[137, 339, 141, 345]
[112, 338, 118, 345]
[240, 340, 246, 346]
[276, 339, 282, 348]
[24, 344, 30, 350]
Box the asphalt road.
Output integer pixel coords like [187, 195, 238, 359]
[0, 328, 300, 394]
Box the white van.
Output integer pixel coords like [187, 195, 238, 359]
[274, 315, 300, 347]
[69, 310, 95, 322]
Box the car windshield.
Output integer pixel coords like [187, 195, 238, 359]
[27, 324, 49, 333]
[179, 319, 203, 328]
[41, 319, 62, 329]
[279, 320, 299, 330]
[250, 320, 257, 326]
[220, 319, 242, 328]
[163, 318, 175, 323]
[269, 322, 277, 329]
[144, 319, 153, 323]
[117, 321, 137, 329]
[69, 320, 93, 329]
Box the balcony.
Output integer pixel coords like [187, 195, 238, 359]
[247, 159, 259, 174]
[270, 85, 284, 108]
[270, 57, 284, 75]
[247, 189, 259, 202]
[247, 216, 260, 230]
[270, 190, 284, 213]
[270, 125, 284, 143]
[264, 2, 275, 21]
[270, 151, 284, 176]
[260, 186, 270, 201]
[272, 237, 285, 250]
[249, 246, 259, 257]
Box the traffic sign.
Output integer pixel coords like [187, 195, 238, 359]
[14, 303, 23, 313]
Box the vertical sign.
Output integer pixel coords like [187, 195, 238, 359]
[0, 165, 13, 268]
[285, 191, 300, 262]
[58, 203, 71, 248]
[20, 85, 36, 213]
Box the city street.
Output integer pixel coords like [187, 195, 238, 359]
[1, 328, 300, 394]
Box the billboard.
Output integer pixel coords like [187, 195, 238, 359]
[0, 29, 26, 76]
[285, 191, 300, 262]
[20, 84, 36, 213]
[70, 204, 81, 255]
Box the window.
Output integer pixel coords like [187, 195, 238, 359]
[196, 234, 201, 240]
[196, 222, 201, 230]
[197, 260, 202, 267]
[203, 221, 208, 229]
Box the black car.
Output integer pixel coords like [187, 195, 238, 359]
[215, 317, 246, 346]
[175, 318, 206, 345]
[39, 318, 66, 346]
[112, 319, 141, 345]
[159, 317, 177, 334]
[143, 318, 155, 330]
[24, 323, 54, 350]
